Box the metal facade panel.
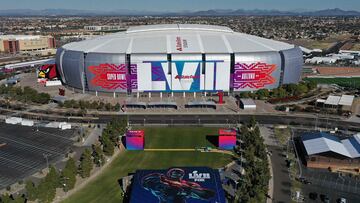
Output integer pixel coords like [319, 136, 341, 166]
[62, 50, 84, 89]
[206, 54, 231, 91]
[55, 47, 66, 83]
[281, 47, 303, 84]
[84, 53, 127, 92]
[132, 54, 168, 92]
[171, 54, 202, 92]
[233, 52, 281, 92]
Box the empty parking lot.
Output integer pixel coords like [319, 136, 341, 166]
[0, 123, 75, 189]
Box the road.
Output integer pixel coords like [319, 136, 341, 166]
[1, 107, 360, 131]
[260, 126, 291, 203]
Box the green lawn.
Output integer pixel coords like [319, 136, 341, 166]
[304, 77, 360, 89]
[63, 127, 232, 203]
[143, 127, 218, 149]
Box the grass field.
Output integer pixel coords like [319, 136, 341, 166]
[62, 127, 233, 203]
[304, 77, 360, 89]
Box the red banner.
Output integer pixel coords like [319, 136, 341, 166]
[233, 62, 276, 89]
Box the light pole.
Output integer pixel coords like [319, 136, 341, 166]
[43, 153, 49, 169]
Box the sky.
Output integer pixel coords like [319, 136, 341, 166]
[1, 0, 360, 12]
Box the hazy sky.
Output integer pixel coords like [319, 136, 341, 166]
[2, 0, 360, 11]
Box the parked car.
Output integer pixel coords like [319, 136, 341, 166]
[337, 197, 347, 203]
[309, 192, 318, 200]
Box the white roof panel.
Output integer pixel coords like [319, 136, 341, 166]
[303, 137, 351, 158]
[240, 98, 256, 106]
[201, 34, 231, 53]
[169, 34, 202, 53]
[339, 95, 355, 106]
[325, 95, 341, 105]
[131, 35, 167, 54]
[342, 139, 360, 158]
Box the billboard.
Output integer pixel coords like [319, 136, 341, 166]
[85, 53, 138, 92]
[132, 54, 231, 92]
[233, 52, 281, 91]
[129, 167, 226, 203]
[38, 64, 58, 81]
[218, 129, 236, 150]
[126, 130, 144, 150]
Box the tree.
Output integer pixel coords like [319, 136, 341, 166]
[61, 157, 77, 192]
[249, 116, 257, 129]
[285, 84, 298, 96]
[256, 89, 269, 99]
[294, 83, 308, 96]
[11, 195, 26, 203]
[237, 118, 270, 203]
[278, 87, 287, 98]
[45, 165, 60, 189]
[92, 144, 105, 167]
[25, 180, 37, 201]
[307, 80, 317, 90]
[36, 166, 59, 203]
[101, 134, 114, 156]
[37, 179, 55, 203]
[79, 149, 93, 178]
[240, 91, 250, 98]
[0, 194, 12, 203]
[105, 103, 112, 111]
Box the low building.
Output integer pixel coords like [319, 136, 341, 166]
[299, 132, 360, 172]
[0, 35, 56, 54]
[239, 98, 256, 110]
[316, 95, 355, 111]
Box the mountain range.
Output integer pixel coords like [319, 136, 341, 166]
[0, 8, 359, 17]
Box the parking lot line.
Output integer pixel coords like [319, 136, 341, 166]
[0, 135, 63, 156]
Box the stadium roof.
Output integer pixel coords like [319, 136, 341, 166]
[63, 24, 296, 54]
[302, 132, 360, 158]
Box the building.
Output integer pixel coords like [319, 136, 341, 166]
[316, 94, 355, 111]
[299, 132, 360, 172]
[56, 24, 303, 96]
[239, 98, 256, 110]
[0, 35, 56, 54]
[84, 25, 126, 32]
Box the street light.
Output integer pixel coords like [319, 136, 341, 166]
[43, 153, 49, 169]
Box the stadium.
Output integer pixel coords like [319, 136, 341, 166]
[55, 24, 303, 95]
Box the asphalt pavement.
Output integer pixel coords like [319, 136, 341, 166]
[260, 126, 291, 203]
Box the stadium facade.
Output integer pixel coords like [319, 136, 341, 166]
[56, 24, 303, 95]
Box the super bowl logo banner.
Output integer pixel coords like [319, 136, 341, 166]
[130, 167, 226, 203]
[232, 62, 276, 89]
[88, 63, 137, 90]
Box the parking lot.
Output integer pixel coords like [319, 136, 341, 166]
[293, 128, 360, 202]
[301, 167, 360, 202]
[0, 123, 75, 189]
